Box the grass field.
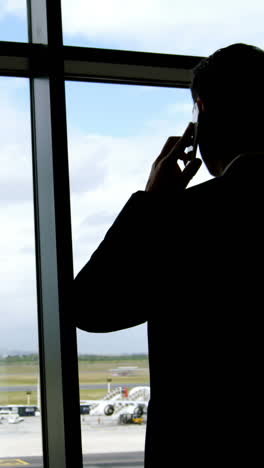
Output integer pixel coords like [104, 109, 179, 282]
[0, 357, 149, 405]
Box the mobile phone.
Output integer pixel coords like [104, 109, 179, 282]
[185, 103, 199, 162]
[191, 102, 199, 159]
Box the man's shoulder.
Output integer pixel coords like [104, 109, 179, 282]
[179, 176, 225, 211]
[185, 175, 223, 197]
[123, 177, 222, 223]
[118, 176, 225, 228]
[132, 176, 221, 204]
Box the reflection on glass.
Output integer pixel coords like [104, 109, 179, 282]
[0, 78, 42, 464]
[0, 0, 28, 42]
[66, 82, 211, 461]
[62, 0, 264, 56]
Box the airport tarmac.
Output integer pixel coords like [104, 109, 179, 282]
[0, 415, 146, 461]
[0, 452, 144, 467]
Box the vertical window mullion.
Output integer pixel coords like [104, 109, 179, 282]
[27, 1, 82, 467]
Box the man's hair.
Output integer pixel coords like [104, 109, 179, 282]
[191, 43, 264, 111]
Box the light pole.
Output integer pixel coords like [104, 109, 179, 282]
[26, 391, 32, 406]
[107, 378, 112, 393]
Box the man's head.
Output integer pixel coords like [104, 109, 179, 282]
[191, 43, 264, 176]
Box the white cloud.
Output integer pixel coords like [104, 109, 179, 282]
[0, 198, 38, 352]
[0, 0, 26, 18]
[68, 131, 163, 271]
[0, 80, 34, 290]
[0, 79, 32, 203]
[0, 78, 38, 352]
[61, 0, 264, 54]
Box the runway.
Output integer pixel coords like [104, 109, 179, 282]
[0, 383, 142, 393]
[0, 452, 144, 467]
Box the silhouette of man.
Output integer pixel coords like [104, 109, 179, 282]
[74, 44, 264, 466]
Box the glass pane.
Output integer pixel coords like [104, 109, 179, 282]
[0, 0, 28, 42]
[62, 0, 264, 55]
[0, 78, 42, 466]
[66, 82, 211, 465]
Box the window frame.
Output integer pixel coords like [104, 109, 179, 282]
[0, 1, 204, 467]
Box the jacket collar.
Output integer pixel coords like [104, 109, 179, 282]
[222, 152, 264, 178]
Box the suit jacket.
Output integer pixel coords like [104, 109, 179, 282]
[74, 153, 264, 466]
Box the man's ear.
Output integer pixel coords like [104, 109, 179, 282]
[197, 97, 206, 113]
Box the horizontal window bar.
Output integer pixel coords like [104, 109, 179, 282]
[0, 41, 48, 77]
[0, 41, 202, 86]
[64, 59, 192, 87]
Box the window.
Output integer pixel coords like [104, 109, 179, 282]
[67, 82, 210, 276]
[66, 81, 210, 460]
[0, 77, 43, 464]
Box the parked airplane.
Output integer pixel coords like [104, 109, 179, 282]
[81, 386, 150, 423]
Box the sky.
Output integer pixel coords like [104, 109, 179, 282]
[1, 0, 264, 355]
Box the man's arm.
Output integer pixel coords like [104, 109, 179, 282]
[73, 123, 202, 333]
[74, 191, 160, 332]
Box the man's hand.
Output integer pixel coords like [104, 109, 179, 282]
[145, 123, 202, 194]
